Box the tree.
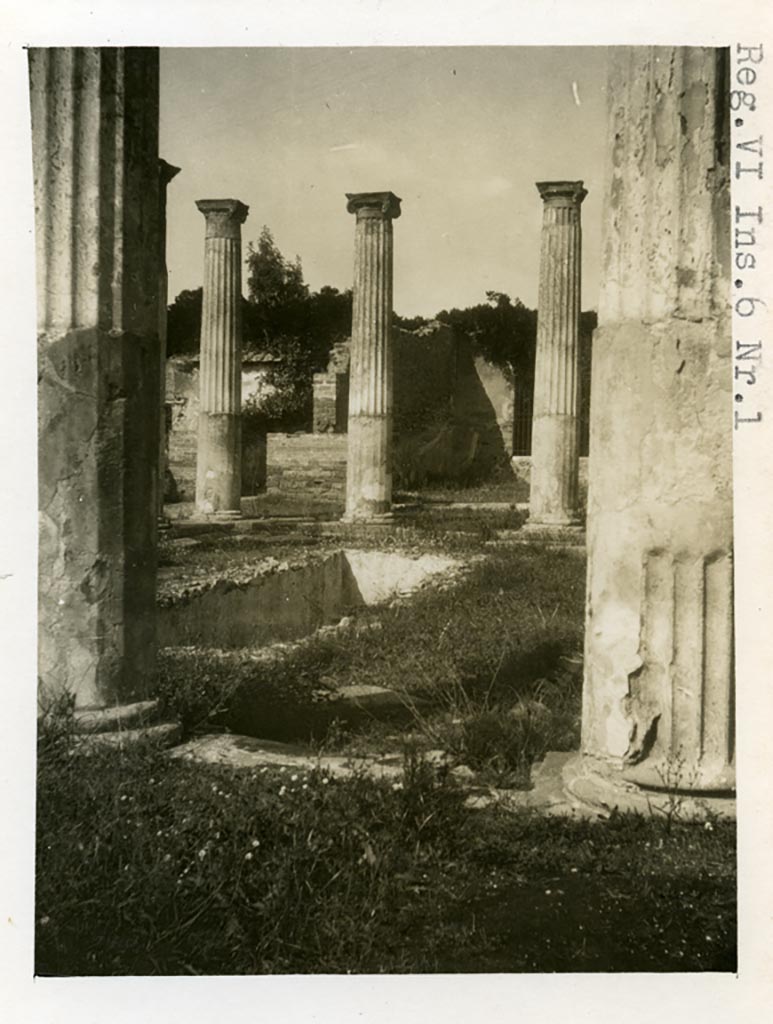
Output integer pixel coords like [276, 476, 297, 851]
[244, 229, 351, 426]
[245, 226, 309, 354]
[166, 288, 203, 357]
[436, 291, 537, 379]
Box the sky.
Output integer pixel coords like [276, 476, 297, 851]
[161, 47, 607, 318]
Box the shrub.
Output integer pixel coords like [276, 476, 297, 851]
[156, 641, 340, 740]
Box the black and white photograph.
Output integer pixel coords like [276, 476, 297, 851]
[2, 1, 772, 1020]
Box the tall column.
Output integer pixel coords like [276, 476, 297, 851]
[528, 180, 587, 529]
[194, 199, 249, 517]
[564, 48, 733, 812]
[158, 159, 180, 524]
[343, 191, 401, 521]
[31, 48, 161, 708]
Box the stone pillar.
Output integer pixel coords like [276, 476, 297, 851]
[194, 199, 249, 517]
[31, 47, 161, 708]
[564, 48, 733, 812]
[528, 180, 587, 529]
[158, 159, 180, 523]
[343, 191, 401, 521]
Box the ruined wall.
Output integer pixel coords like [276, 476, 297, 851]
[166, 356, 276, 501]
[313, 324, 458, 437]
[392, 324, 456, 436]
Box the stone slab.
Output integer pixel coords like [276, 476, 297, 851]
[73, 699, 161, 735]
[78, 721, 182, 750]
[168, 733, 406, 780]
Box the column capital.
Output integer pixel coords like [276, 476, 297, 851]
[536, 180, 588, 207]
[159, 159, 181, 187]
[346, 191, 402, 220]
[196, 198, 249, 238]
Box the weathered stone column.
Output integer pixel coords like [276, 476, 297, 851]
[194, 199, 249, 517]
[31, 47, 161, 708]
[528, 180, 587, 529]
[158, 159, 180, 524]
[564, 48, 733, 812]
[343, 192, 401, 521]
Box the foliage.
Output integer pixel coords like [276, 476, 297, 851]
[166, 228, 352, 425]
[156, 640, 340, 740]
[246, 225, 308, 312]
[393, 311, 432, 332]
[166, 288, 204, 357]
[436, 291, 537, 379]
[435, 292, 597, 388]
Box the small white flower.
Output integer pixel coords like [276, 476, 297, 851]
[322, 778, 330, 785]
[120, 795, 128, 802]
[198, 848, 207, 860]
[251, 839, 260, 848]
[291, 774, 299, 782]
[244, 852, 253, 861]
[392, 782, 403, 792]
[279, 786, 287, 797]
[302, 784, 308, 791]
[163, 853, 171, 863]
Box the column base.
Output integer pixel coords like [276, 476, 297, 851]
[560, 753, 736, 820]
[341, 510, 395, 525]
[194, 508, 242, 522]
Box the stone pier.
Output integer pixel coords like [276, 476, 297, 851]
[343, 192, 401, 521]
[528, 180, 587, 531]
[31, 47, 161, 708]
[158, 159, 180, 524]
[563, 47, 734, 814]
[194, 199, 249, 517]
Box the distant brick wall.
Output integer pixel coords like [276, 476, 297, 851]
[266, 433, 347, 500]
[312, 371, 349, 432]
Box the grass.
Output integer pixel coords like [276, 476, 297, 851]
[403, 474, 530, 505]
[35, 703, 736, 975]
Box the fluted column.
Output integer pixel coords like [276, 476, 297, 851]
[343, 191, 401, 521]
[31, 47, 161, 708]
[194, 199, 249, 517]
[158, 159, 180, 523]
[564, 48, 733, 812]
[528, 181, 587, 528]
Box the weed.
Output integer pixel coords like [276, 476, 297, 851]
[35, 704, 736, 975]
